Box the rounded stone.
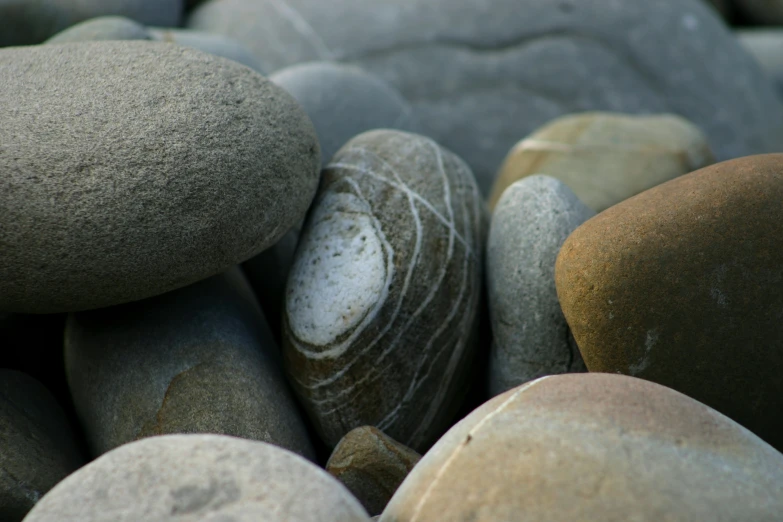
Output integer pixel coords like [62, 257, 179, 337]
[65, 267, 315, 461]
[555, 154, 783, 450]
[0, 0, 182, 46]
[487, 175, 593, 397]
[0, 41, 320, 313]
[283, 129, 485, 452]
[23, 434, 371, 522]
[734, 0, 783, 24]
[149, 28, 266, 73]
[326, 426, 421, 516]
[187, 0, 783, 194]
[488, 112, 715, 212]
[737, 30, 783, 99]
[0, 370, 84, 522]
[381, 374, 783, 521]
[44, 16, 152, 43]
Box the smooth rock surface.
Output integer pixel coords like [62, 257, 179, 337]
[556, 154, 783, 450]
[487, 176, 592, 397]
[149, 28, 266, 73]
[0, 0, 181, 46]
[488, 112, 715, 212]
[381, 374, 783, 521]
[187, 0, 783, 194]
[737, 30, 783, 98]
[0, 370, 84, 522]
[0, 41, 320, 313]
[44, 15, 151, 43]
[327, 426, 421, 516]
[734, 0, 783, 24]
[23, 434, 371, 522]
[283, 130, 485, 452]
[65, 267, 315, 460]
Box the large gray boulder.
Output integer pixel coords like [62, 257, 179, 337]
[0, 42, 320, 313]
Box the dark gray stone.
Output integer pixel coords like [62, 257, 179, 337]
[0, 370, 84, 522]
[149, 28, 266, 73]
[23, 434, 371, 522]
[738, 30, 783, 99]
[65, 267, 315, 461]
[0, 41, 320, 313]
[187, 0, 783, 194]
[44, 15, 152, 43]
[283, 129, 485, 452]
[734, 0, 783, 24]
[487, 175, 592, 397]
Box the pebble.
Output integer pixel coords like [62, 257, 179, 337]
[0, 41, 319, 313]
[44, 16, 151, 43]
[555, 154, 783, 450]
[0, 370, 84, 522]
[65, 267, 315, 460]
[734, 0, 783, 24]
[381, 374, 783, 521]
[148, 28, 266, 73]
[186, 0, 783, 194]
[487, 176, 592, 397]
[326, 426, 421, 516]
[23, 434, 371, 522]
[283, 129, 485, 452]
[488, 112, 715, 212]
[737, 29, 783, 98]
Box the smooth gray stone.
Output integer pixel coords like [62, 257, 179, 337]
[0, 0, 181, 46]
[44, 15, 152, 43]
[149, 28, 266, 73]
[65, 267, 316, 461]
[23, 434, 371, 522]
[0, 42, 320, 313]
[187, 0, 783, 195]
[487, 175, 593, 397]
[737, 30, 783, 98]
[0, 370, 83, 522]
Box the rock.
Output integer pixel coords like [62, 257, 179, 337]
[23, 434, 371, 522]
[0, 370, 84, 522]
[555, 154, 783, 450]
[488, 112, 715, 212]
[283, 129, 485, 452]
[381, 373, 783, 521]
[44, 16, 152, 43]
[149, 28, 266, 73]
[0, 0, 182, 46]
[737, 30, 783, 98]
[487, 176, 592, 397]
[65, 267, 315, 461]
[186, 0, 783, 195]
[327, 426, 421, 516]
[734, 0, 783, 24]
[0, 41, 319, 313]
[706, 0, 731, 17]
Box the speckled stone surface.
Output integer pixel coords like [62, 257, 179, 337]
[555, 154, 783, 450]
[283, 130, 485, 452]
[23, 434, 371, 522]
[0, 41, 319, 313]
[381, 374, 783, 521]
[487, 176, 592, 397]
[65, 267, 315, 461]
[327, 426, 421, 516]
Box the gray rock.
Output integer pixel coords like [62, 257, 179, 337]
[0, 0, 182, 46]
[0, 370, 84, 522]
[65, 267, 315, 461]
[734, 0, 783, 24]
[149, 28, 266, 73]
[737, 30, 783, 98]
[0, 41, 320, 313]
[23, 434, 371, 522]
[283, 129, 485, 452]
[44, 16, 152, 43]
[487, 176, 593, 397]
[187, 0, 783, 195]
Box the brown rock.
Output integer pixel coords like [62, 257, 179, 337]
[327, 426, 421, 516]
[381, 374, 783, 521]
[555, 154, 783, 449]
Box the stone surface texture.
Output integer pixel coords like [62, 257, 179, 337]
[555, 154, 783, 450]
[283, 130, 485, 453]
[0, 42, 320, 313]
[381, 374, 783, 522]
[149, 28, 266, 73]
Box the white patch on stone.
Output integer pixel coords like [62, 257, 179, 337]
[287, 190, 388, 349]
[682, 13, 698, 31]
[629, 329, 658, 375]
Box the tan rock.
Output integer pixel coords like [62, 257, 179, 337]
[487, 112, 714, 212]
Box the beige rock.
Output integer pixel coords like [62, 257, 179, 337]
[381, 374, 783, 522]
[487, 112, 714, 212]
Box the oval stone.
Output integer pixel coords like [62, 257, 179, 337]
[381, 374, 783, 521]
[23, 434, 371, 522]
[283, 130, 485, 452]
[555, 154, 783, 450]
[0, 42, 320, 313]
